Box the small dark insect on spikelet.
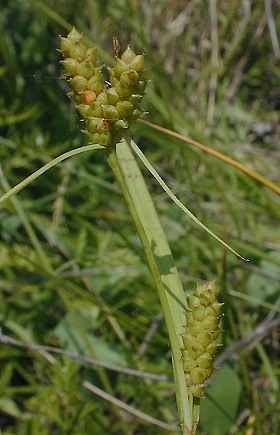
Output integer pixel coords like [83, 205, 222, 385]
[58, 27, 147, 148]
[181, 281, 223, 398]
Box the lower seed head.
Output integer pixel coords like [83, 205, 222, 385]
[183, 281, 223, 398]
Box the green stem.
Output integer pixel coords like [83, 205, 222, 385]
[106, 140, 193, 432]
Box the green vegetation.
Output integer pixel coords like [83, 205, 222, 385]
[1, 1, 279, 434]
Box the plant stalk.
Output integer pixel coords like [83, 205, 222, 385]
[106, 140, 194, 432]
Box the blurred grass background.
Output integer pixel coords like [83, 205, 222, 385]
[0, 1, 279, 434]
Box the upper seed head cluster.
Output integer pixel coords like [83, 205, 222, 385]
[59, 27, 147, 147]
[182, 281, 223, 398]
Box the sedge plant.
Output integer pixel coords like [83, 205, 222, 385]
[57, 27, 230, 434]
[0, 27, 242, 434]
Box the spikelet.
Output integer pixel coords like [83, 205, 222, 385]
[181, 281, 223, 398]
[58, 28, 147, 148]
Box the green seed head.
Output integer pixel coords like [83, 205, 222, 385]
[182, 281, 223, 398]
[59, 29, 147, 148]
